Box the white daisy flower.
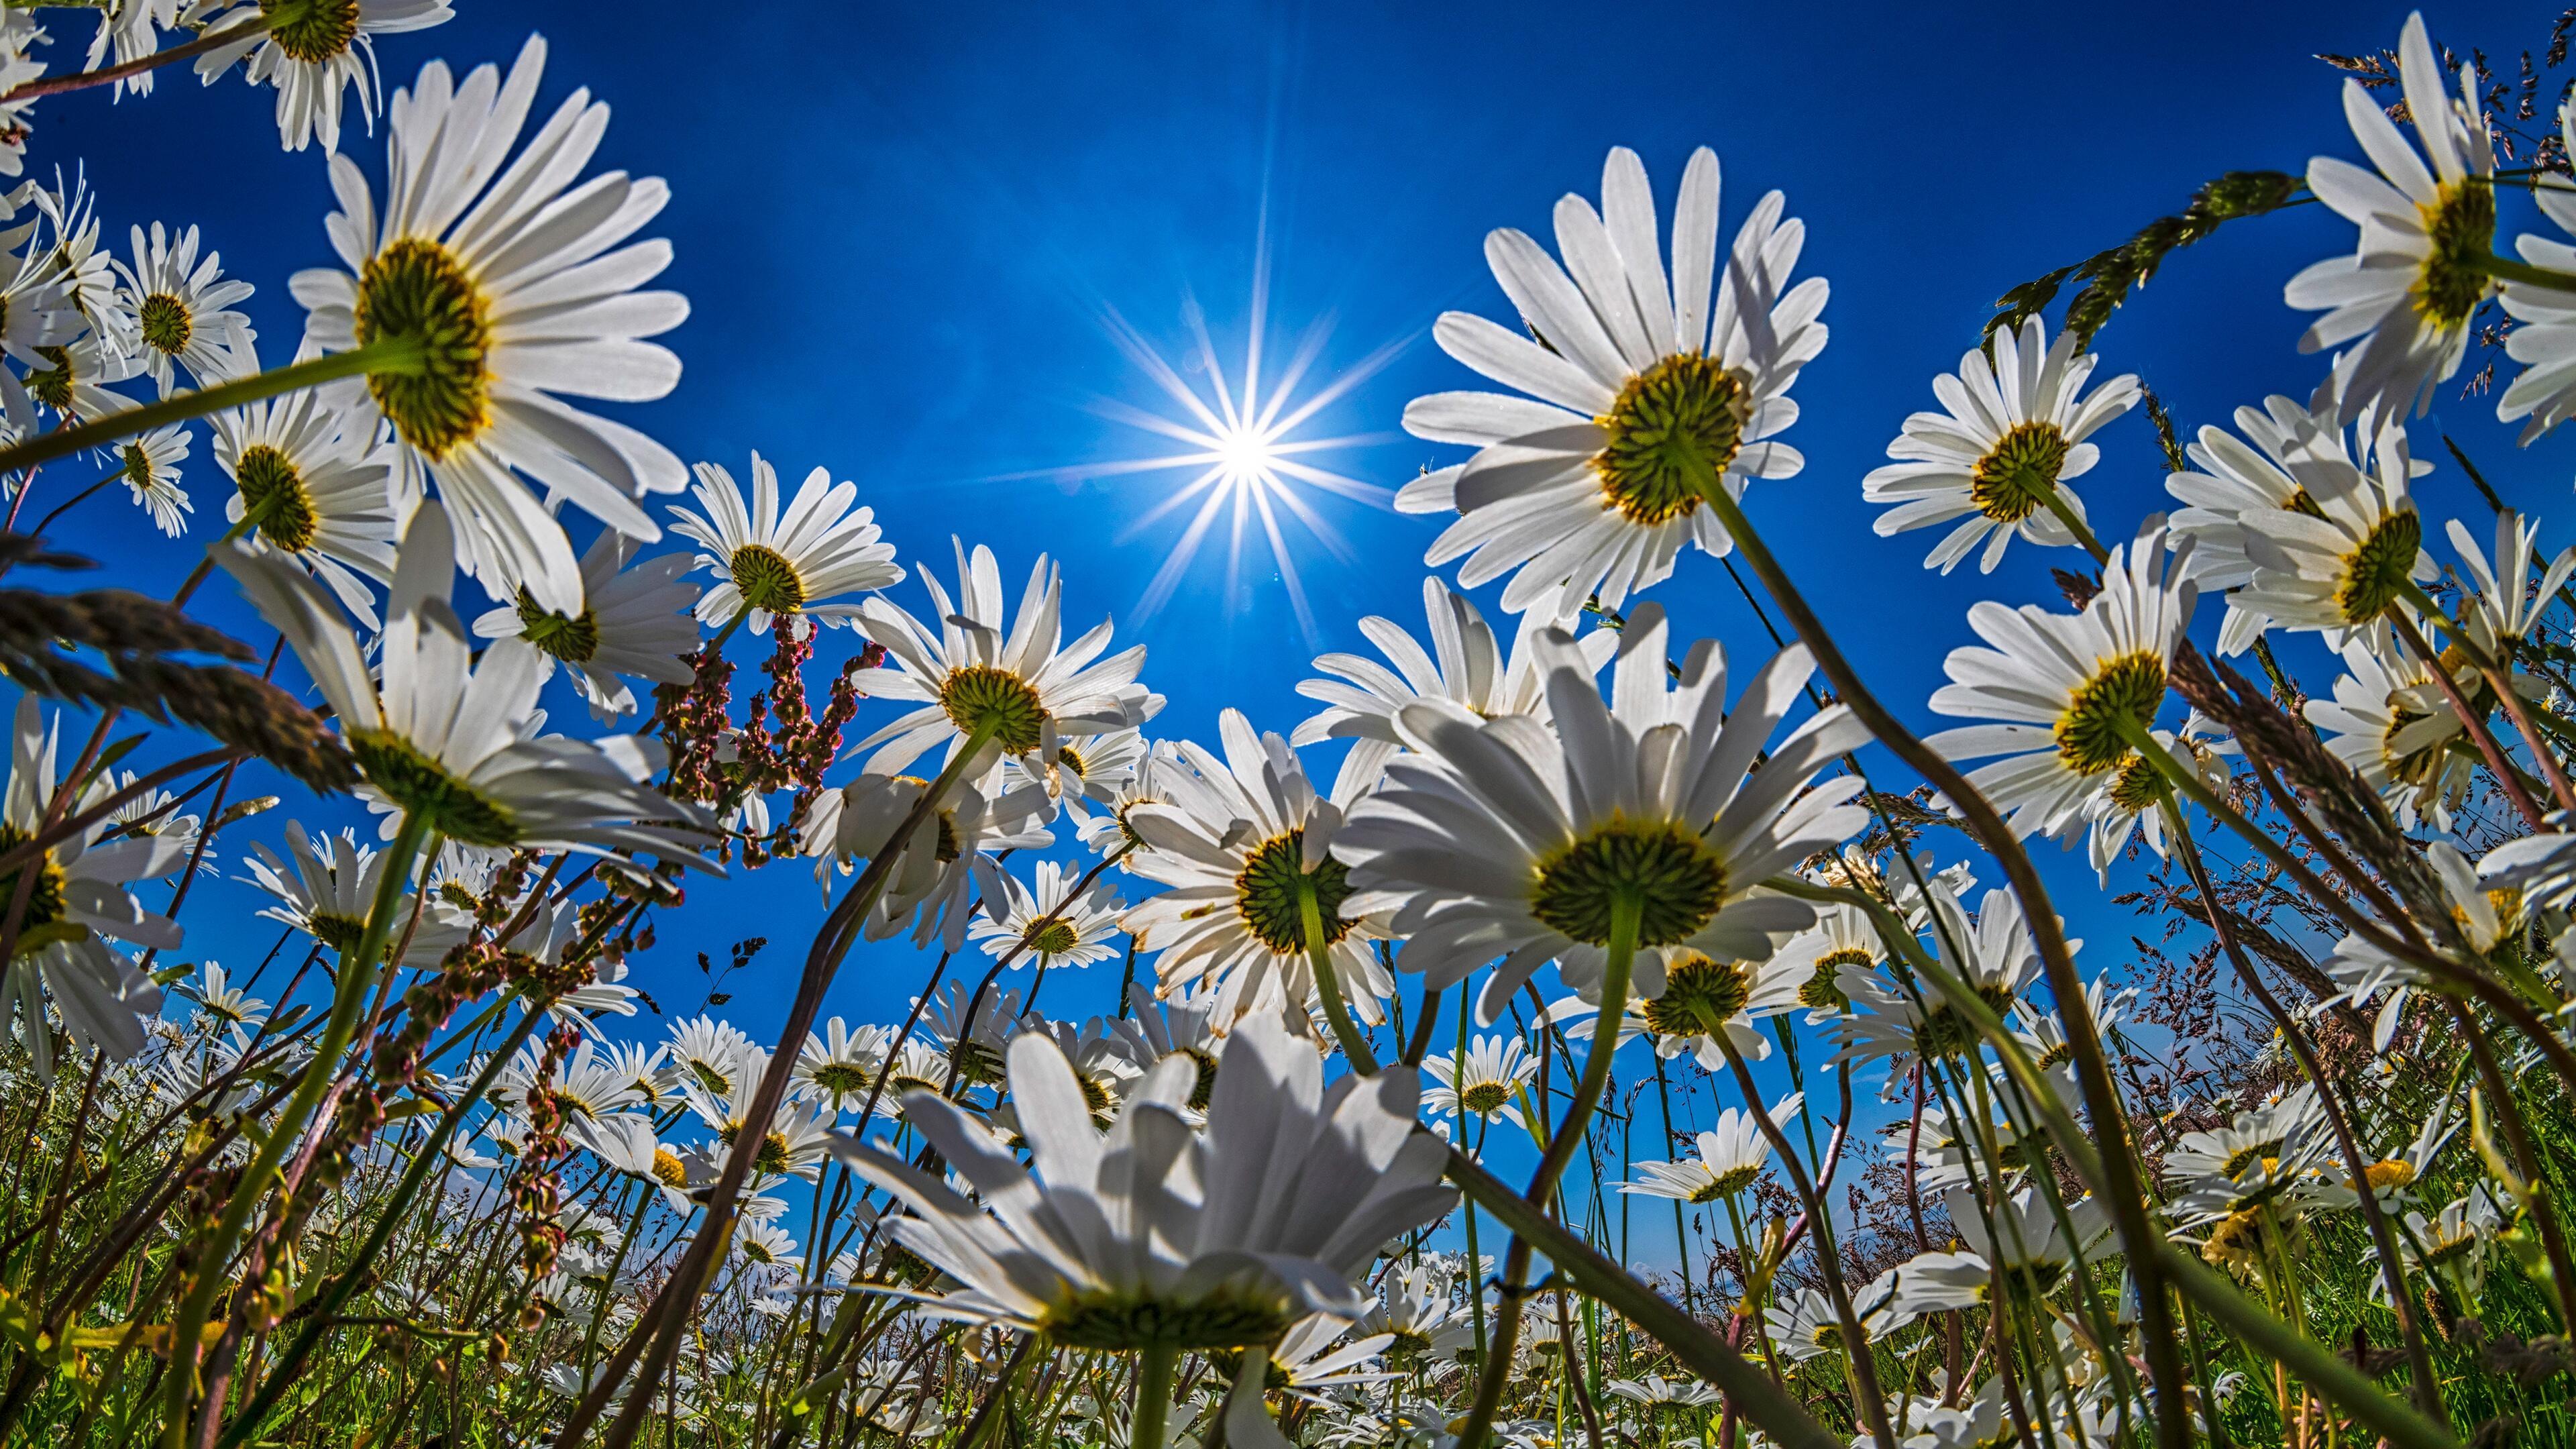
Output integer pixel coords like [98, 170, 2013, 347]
[0, 15, 48, 182]
[2228, 429, 2433, 641]
[1120, 710, 1394, 1028]
[472, 529, 701, 721]
[82, 0, 176, 101]
[1619, 1093, 1801, 1204]
[829, 1008, 1456, 1350]
[0, 696, 178, 1079]
[178, 961, 267, 1034]
[1108, 979, 1236, 1112]
[1765, 900, 1884, 1022]
[2449, 508, 2576, 663]
[664, 1014, 757, 1097]
[105, 770, 202, 869]
[1605, 1375, 1722, 1413]
[667, 451, 903, 633]
[191, 0, 455, 154]
[1070, 737, 1190, 859]
[289, 36, 690, 614]
[496, 1034, 653, 1128]
[29, 171, 128, 352]
[1862, 316, 2139, 574]
[1398, 145, 1825, 621]
[1767, 1279, 1904, 1364]
[793, 1016, 893, 1112]
[214, 365, 398, 627]
[965, 858, 1124, 970]
[0, 204, 76, 435]
[802, 771, 1053, 950]
[853, 543, 1153, 777]
[681, 1069, 837, 1182]
[220, 500, 716, 865]
[114, 221, 254, 392]
[2498, 101, 2576, 439]
[2304, 626, 2471, 831]
[1000, 724, 1150, 830]
[2076, 716, 2233, 884]
[1338, 602, 1869, 1022]
[2286, 12, 2496, 427]
[1423, 1032, 1538, 1129]
[1831, 883, 2060, 1079]
[23, 332, 141, 427]
[113, 420, 191, 536]
[2163, 391, 2416, 654]
[2328, 843, 2504, 1051]
[237, 823, 464, 969]
[1923, 519, 2196, 841]
[1292, 576, 1615, 794]
[584, 1112, 704, 1214]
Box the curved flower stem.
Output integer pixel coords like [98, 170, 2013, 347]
[2157, 799, 2445, 1421]
[1299, 879, 1379, 1072]
[1132, 1342, 1177, 1449]
[2411, 583, 2576, 815]
[1708, 1032, 1898, 1449]
[1682, 472, 2194, 1449]
[2383, 606, 2551, 829]
[161, 810, 431, 1449]
[0, 336, 425, 483]
[215, 987, 550, 1448]
[0, 15, 273, 103]
[1454, 898, 1640, 1449]
[2476, 250, 2576, 295]
[571, 718, 1002, 1449]
[2037, 487, 2110, 567]
[1445, 1144, 1839, 1449]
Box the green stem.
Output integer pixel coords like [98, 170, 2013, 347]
[1444, 1144, 1838, 1449]
[0, 337, 425, 482]
[2037, 486, 2110, 566]
[1680, 468, 2194, 1449]
[2477, 250, 2576, 295]
[161, 810, 431, 1448]
[1299, 877, 1379, 1072]
[213, 986, 546, 1448]
[1132, 1342, 1177, 1449]
[570, 718, 1002, 1449]
[0, 14, 272, 103]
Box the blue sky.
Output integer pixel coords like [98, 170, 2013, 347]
[24, 1, 2576, 1254]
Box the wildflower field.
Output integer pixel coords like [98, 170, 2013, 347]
[0, 5, 2571, 1449]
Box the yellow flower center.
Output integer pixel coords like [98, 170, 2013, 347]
[2054, 651, 2166, 777]
[1530, 816, 1726, 948]
[2333, 512, 2422, 624]
[1801, 947, 1870, 1014]
[138, 292, 191, 357]
[2414, 179, 2496, 327]
[938, 664, 1047, 755]
[0, 824, 74, 957]
[514, 589, 602, 665]
[356, 237, 492, 460]
[1023, 918, 1081, 957]
[1641, 953, 1752, 1036]
[728, 543, 805, 615]
[266, 0, 363, 64]
[346, 727, 521, 847]
[1593, 353, 1748, 525]
[1233, 829, 1354, 957]
[235, 444, 319, 553]
[1042, 1287, 1296, 1352]
[1969, 420, 2072, 524]
[650, 1148, 690, 1189]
